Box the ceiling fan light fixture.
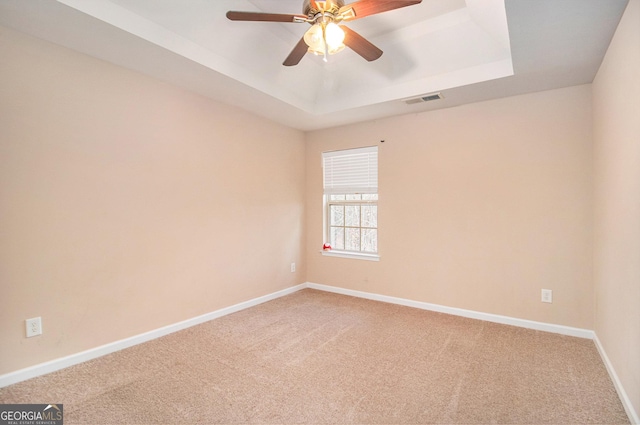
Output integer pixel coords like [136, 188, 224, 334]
[304, 21, 345, 58]
[227, 0, 424, 66]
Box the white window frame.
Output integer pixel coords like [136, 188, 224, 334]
[322, 147, 379, 261]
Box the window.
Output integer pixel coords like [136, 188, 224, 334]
[327, 194, 378, 253]
[322, 147, 378, 259]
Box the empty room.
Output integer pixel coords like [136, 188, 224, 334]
[0, 0, 638, 423]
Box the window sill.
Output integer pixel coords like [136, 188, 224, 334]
[320, 250, 380, 262]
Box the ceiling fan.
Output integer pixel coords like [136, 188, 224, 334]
[227, 0, 422, 66]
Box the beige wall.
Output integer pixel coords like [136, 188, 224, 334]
[593, 0, 640, 417]
[306, 85, 594, 329]
[0, 27, 306, 374]
[2, 7, 637, 417]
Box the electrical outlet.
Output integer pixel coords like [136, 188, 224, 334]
[26, 317, 42, 337]
[541, 289, 553, 303]
[290, 262, 296, 273]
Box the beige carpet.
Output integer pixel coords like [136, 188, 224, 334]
[0, 289, 630, 424]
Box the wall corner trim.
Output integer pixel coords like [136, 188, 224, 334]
[0, 283, 307, 389]
[594, 334, 640, 424]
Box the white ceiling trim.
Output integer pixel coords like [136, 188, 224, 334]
[55, 0, 513, 116]
[0, 0, 628, 131]
[56, 0, 317, 112]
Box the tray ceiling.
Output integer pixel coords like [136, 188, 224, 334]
[0, 0, 629, 130]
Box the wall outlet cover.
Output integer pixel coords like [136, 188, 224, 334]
[26, 317, 42, 337]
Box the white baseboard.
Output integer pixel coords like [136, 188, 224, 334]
[594, 334, 639, 424]
[0, 283, 307, 388]
[3, 280, 636, 425]
[306, 282, 640, 423]
[305, 282, 595, 339]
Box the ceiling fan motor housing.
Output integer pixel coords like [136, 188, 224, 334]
[303, 0, 345, 17]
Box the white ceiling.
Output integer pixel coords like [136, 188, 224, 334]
[0, 0, 629, 131]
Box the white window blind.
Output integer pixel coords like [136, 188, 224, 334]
[323, 146, 378, 195]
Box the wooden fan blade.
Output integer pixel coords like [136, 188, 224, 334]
[226, 11, 307, 23]
[342, 25, 383, 61]
[283, 37, 309, 66]
[339, 0, 422, 21]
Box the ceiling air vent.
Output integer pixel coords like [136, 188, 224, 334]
[404, 93, 444, 105]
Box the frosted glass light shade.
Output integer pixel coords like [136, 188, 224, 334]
[325, 22, 345, 49]
[304, 23, 324, 51]
[304, 22, 345, 56]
